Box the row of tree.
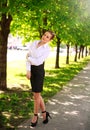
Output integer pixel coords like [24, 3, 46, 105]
[0, 0, 90, 90]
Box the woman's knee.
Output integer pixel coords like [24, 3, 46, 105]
[33, 93, 41, 100]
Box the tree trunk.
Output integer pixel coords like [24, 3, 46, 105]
[81, 45, 84, 58]
[55, 36, 61, 68]
[85, 46, 88, 57]
[78, 45, 81, 59]
[89, 48, 90, 55]
[38, 10, 47, 38]
[74, 44, 78, 62]
[66, 44, 69, 64]
[0, 12, 12, 90]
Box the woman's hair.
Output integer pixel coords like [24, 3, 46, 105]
[47, 30, 55, 40]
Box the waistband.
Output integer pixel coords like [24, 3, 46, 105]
[31, 63, 44, 67]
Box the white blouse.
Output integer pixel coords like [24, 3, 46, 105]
[26, 40, 50, 71]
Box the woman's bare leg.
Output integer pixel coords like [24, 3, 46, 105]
[40, 95, 45, 111]
[31, 92, 41, 123]
[31, 93, 46, 122]
[40, 95, 46, 120]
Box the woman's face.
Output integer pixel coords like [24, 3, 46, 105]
[41, 32, 52, 43]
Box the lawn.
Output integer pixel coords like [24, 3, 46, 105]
[0, 52, 90, 129]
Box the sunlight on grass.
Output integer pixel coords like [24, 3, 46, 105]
[7, 60, 30, 90]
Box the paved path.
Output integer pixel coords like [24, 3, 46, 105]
[17, 62, 90, 130]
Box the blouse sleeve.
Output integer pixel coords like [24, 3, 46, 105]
[26, 61, 31, 71]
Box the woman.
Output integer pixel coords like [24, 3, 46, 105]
[26, 31, 55, 127]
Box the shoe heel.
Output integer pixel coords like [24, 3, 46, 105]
[42, 111, 51, 124]
[48, 113, 52, 119]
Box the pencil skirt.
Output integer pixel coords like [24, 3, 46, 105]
[30, 63, 45, 92]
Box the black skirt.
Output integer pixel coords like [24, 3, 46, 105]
[30, 63, 45, 92]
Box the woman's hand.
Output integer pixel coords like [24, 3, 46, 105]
[26, 70, 31, 79]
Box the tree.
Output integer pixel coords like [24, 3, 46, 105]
[52, 0, 83, 66]
[0, 0, 36, 90]
[0, 0, 12, 90]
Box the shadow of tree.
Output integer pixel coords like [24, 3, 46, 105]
[0, 87, 33, 129]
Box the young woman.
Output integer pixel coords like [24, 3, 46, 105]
[26, 31, 55, 127]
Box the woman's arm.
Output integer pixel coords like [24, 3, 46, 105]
[26, 52, 31, 79]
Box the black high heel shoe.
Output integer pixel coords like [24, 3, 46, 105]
[31, 114, 38, 127]
[42, 111, 52, 124]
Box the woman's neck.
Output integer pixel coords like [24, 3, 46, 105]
[37, 41, 46, 48]
[39, 40, 45, 45]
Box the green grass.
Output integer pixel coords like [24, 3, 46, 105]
[0, 54, 90, 129]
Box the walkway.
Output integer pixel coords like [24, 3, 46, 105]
[17, 62, 90, 130]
